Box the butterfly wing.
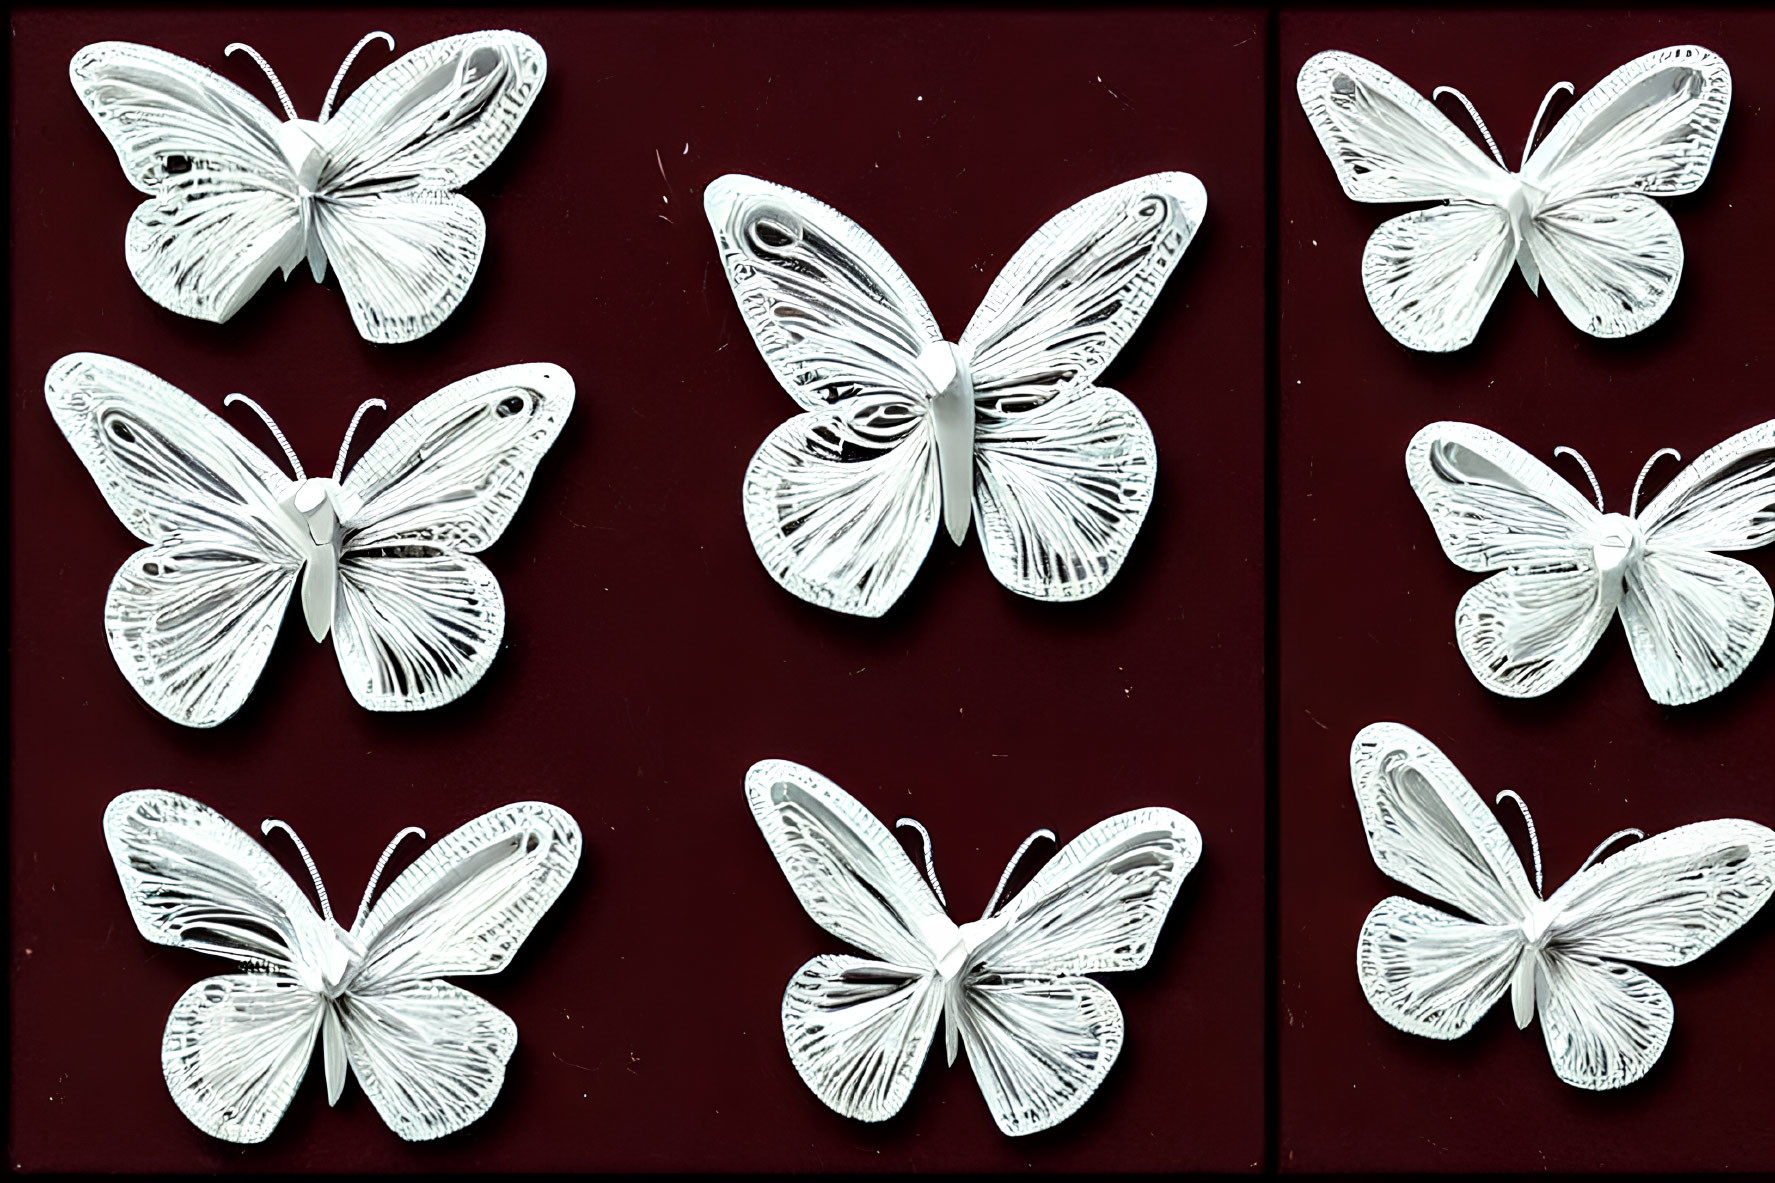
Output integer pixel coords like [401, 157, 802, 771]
[1622, 420, 1775, 704]
[316, 31, 547, 343]
[1407, 423, 1614, 697]
[1297, 51, 1518, 351]
[70, 42, 304, 324]
[706, 174, 946, 617]
[1521, 46, 1731, 339]
[1532, 819, 1775, 1089]
[104, 790, 336, 1141]
[956, 808, 1199, 1134]
[957, 174, 1200, 600]
[333, 363, 572, 711]
[45, 353, 303, 726]
[746, 760, 952, 1121]
[340, 801, 578, 1139]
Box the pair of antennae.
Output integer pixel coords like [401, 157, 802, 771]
[1552, 446, 1683, 516]
[262, 819, 426, 931]
[1493, 790, 1644, 898]
[1432, 80, 1575, 172]
[896, 818, 1056, 921]
[225, 31, 394, 123]
[224, 394, 386, 482]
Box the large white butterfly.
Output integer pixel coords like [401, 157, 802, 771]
[1297, 47, 1731, 351]
[1350, 722, 1775, 1090]
[746, 759, 1199, 1134]
[46, 352, 573, 726]
[70, 30, 546, 343]
[705, 173, 1204, 617]
[105, 790, 580, 1141]
[1406, 419, 1775, 705]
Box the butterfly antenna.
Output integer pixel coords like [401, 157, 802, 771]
[1432, 85, 1509, 170]
[261, 819, 335, 922]
[1630, 448, 1683, 517]
[1578, 828, 1647, 875]
[1522, 80, 1576, 170]
[1553, 445, 1605, 512]
[350, 826, 426, 931]
[224, 42, 299, 121]
[1494, 790, 1544, 897]
[894, 818, 947, 908]
[224, 394, 306, 480]
[320, 31, 394, 123]
[980, 829, 1057, 921]
[333, 398, 388, 480]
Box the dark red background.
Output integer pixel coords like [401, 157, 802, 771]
[1279, 10, 1775, 1173]
[9, 8, 1267, 1172]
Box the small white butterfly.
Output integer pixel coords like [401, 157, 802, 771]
[1298, 47, 1731, 351]
[70, 30, 546, 343]
[46, 352, 574, 726]
[1407, 419, 1775, 705]
[746, 759, 1199, 1134]
[1351, 723, 1775, 1090]
[705, 173, 1204, 616]
[105, 790, 581, 1141]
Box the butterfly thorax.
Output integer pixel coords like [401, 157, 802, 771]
[1476, 172, 1552, 294]
[1509, 897, 1562, 1029]
[281, 477, 349, 642]
[296, 919, 368, 1001]
[273, 121, 333, 282]
[1587, 512, 1646, 607]
[917, 342, 977, 546]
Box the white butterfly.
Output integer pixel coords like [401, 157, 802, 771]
[705, 173, 1204, 617]
[1406, 419, 1775, 705]
[70, 30, 546, 343]
[1297, 47, 1731, 351]
[46, 352, 573, 726]
[1351, 722, 1775, 1090]
[104, 790, 581, 1141]
[746, 759, 1199, 1134]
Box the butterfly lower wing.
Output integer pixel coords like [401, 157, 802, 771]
[956, 972, 1123, 1136]
[1454, 561, 1615, 698]
[1536, 951, 1673, 1090]
[746, 760, 954, 971]
[337, 980, 517, 1140]
[1619, 548, 1772, 704]
[107, 534, 300, 726]
[743, 408, 942, 617]
[332, 548, 503, 711]
[971, 386, 1156, 602]
[353, 802, 581, 988]
[315, 196, 485, 343]
[1361, 203, 1515, 351]
[1527, 194, 1683, 339]
[1350, 724, 1538, 926]
[162, 974, 324, 1143]
[781, 954, 944, 1122]
[958, 173, 1203, 412]
[1548, 819, 1775, 966]
[1357, 896, 1521, 1039]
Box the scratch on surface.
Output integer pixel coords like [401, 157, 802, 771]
[1304, 708, 1329, 731]
[551, 1051, 597, 1073]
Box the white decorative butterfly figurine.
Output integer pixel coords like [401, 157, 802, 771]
[1298, 46, 1731, 351]
[1406, 419, 1775, 705]
[46, 352, 574, 726]
[70, 30, 546, 343]
[105, 790, 581, 1141]
[705, 173, 1204, 617]
[1350, 722, 1775, 1090]
[746, 759, 1199, 1134]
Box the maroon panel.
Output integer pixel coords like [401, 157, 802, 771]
[1280, 10, 1775, 1173]
[10, 8, 1267, 1171]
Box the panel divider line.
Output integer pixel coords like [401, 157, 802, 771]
[1261, 5, 1283, 1175]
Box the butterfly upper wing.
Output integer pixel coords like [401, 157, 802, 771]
[46, 354, 303, 726]
[956, 175, 1199, 600]
[104, 790, 336, 1141]
[1407, 423, 1615, 697]
[954, 808, 1198, 1135]
[314, 31, 546, 343]
[333, 363, 572, 711]
[70, 42, 305, 323]
[1622, 420, 1775, 704]
[707, 174, 947, 616]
